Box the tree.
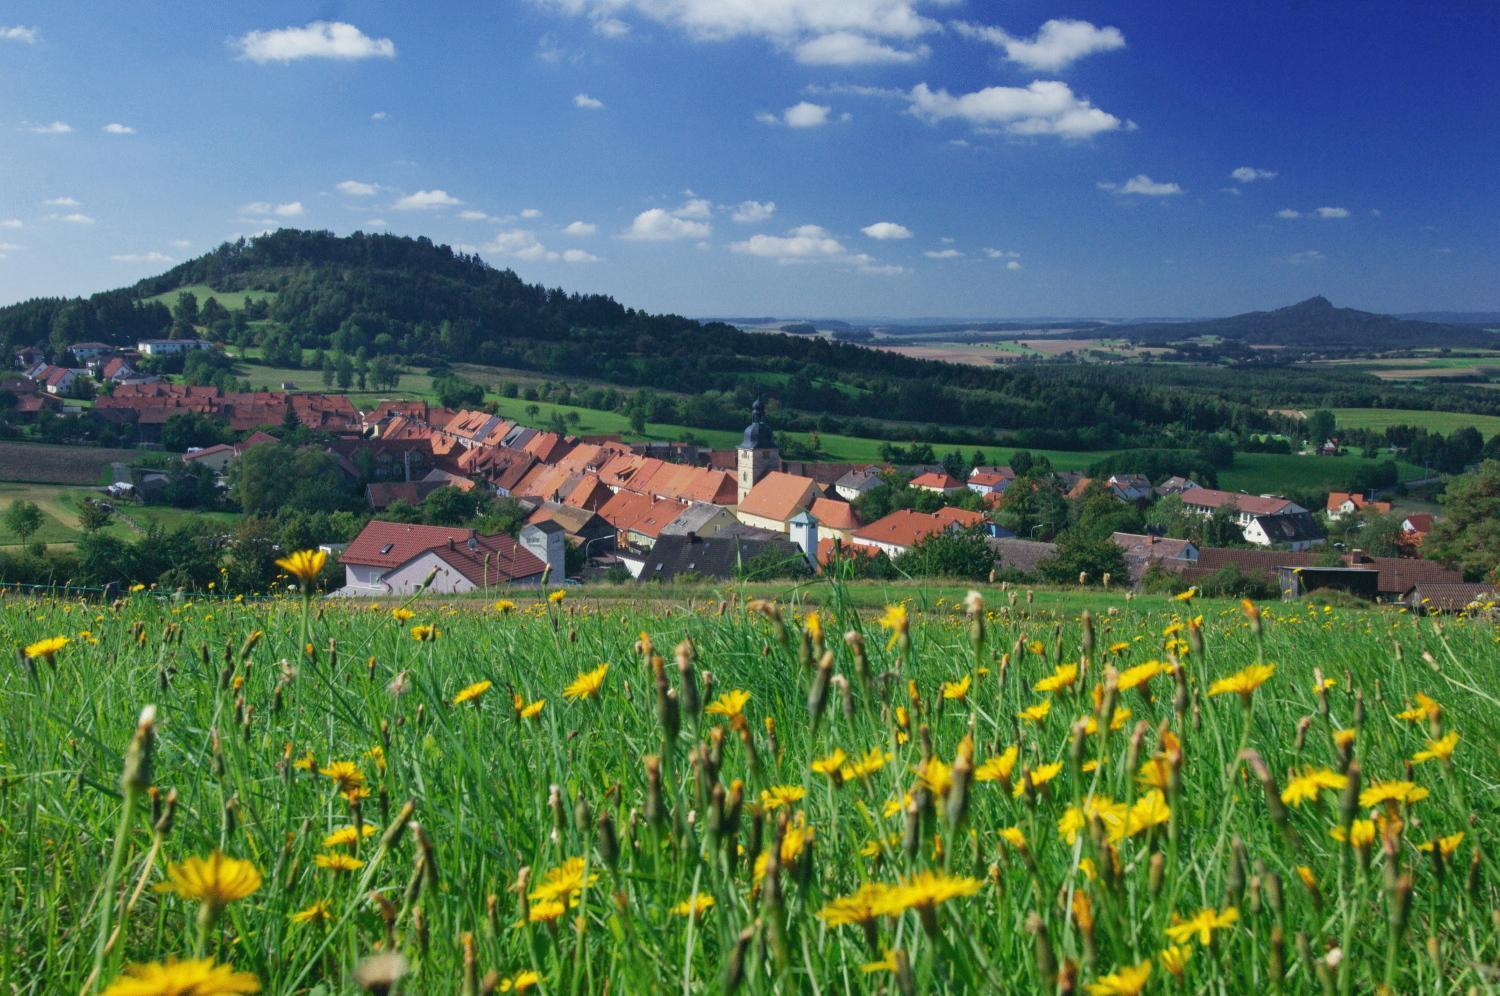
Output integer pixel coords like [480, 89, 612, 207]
[336, 354, 355, 390]
[75, 532, 136, 586]
[1305, 409, 1337, 445]
[628, 407, 647, 435]
[1036, 532, 1128, 586]
[422, 485, 488, 526]
[1425, 460, 1500, 581]
[171, 291, 199, 338]
[228, 444, 352, 515]
[161, 411, 228, 453]
[76, 499, 113, 532]
[5, 500, 44, 545]
[898, 528, 995, 580]
[994, 475, 1069, 540]
[434, 374, 483, 409]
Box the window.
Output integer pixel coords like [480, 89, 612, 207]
[379, 543, 394, 555]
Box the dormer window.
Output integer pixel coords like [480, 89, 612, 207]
[379, 543, 394, 555]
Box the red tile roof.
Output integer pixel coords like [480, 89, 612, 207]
[910, 471, 963, 490]
[1181, 488, 1299, 517]
[737, 471, 817, 522]
[852, 508, 953, 549]
[341, 520, 545, 583]
[931, 506, 985, 529]
[809, 496, 860, 531]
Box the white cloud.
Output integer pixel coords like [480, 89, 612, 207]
[235, 21, 396, 64]
[371, 111, 388, 121]
[1005, 260, 1022, 270]
[674, 198, 711, 219]
[1276, 208, 1301, 219]
[170, 239, 191, 248]
[521, 208, 544, 219]
[1315, 206, 1350, 219]
[562, 248, 600, 263]
[1101, 174, 1183, 196]
[1230, 166, 1276, 182]
[0, 219, 21, 229]
[486, 228, 585, 263]
[574, 93, 605, 110]
[732, 224, 848, 261]
[44, 197, 81, 207]
[536, 0, 939, 49]
[622, 208, 710, 241]
[337, 180, 379, 196]
[924, 248, 962, 259]
[983, 248, 1020, 259]
[459, 210, 493, 222]
[393, 189, 461, 210]
[241, 200, 304, 217]
[2, 25, 39, 43]
[563, 220, 598, 236]
[593, 17, 631, 37]
[794, 32, 926, 65]
[952, 18, 1124, 71]
[102, 123, 136, 135]
[111, 251, 175, 264]
[27, 121, 72, 135]
[53, 213, 95, 224]
[862, 221, 912, 240]
[0, 242, 22, 253]
[364, 218, 388, 228]
[731, 201, 776, 224]
[758, 101, 831, 129]
[907, 81, 1125, 138]
[1286, 249, 1325, 265]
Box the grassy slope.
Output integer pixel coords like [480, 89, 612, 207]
[1330, 407, 1500, 437]
[0, 481, 239, 547]
[141, 283, 278, 311]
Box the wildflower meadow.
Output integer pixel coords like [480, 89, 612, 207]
[1, 574, 1497, 994]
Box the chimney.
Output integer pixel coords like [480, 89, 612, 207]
[447, 538, 455, 550]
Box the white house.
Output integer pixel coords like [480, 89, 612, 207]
[136, 339, 212, 356]
[337, 520, 552, 595]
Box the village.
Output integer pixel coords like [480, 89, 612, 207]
[12, 335, 1480, 610]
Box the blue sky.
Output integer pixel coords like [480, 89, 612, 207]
[1, 1, 1495, 318]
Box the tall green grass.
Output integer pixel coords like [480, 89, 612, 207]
[0, 586, 1494, 992]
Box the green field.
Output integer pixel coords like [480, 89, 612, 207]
[1217, 451, 1426, 493]
[0, 587, 1493, 992]
[141, 283, 278, 311]
[0, 481, 240, 548]
[1330, 407, 1500, 437]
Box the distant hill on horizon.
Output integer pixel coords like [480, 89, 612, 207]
[1103, 296, 1496, 351]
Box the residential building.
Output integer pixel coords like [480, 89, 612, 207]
[69, 342, 115, 362]
[637, 532, 803, 583]
[851, 507, 970, 557]
[987, 537, 1059, 577]
[1179, 488, 1305, 526]
[1401, 513, 1435, 546]
[525, 502, 616, 554]
[1154, 475, 1200, 497]
[1327, 492, 1393, 520]
[833, 466, 883, 502]
[659, 503, 739, 541]
[736, 471, 817, 534]
[1106, 474, 1154, 503]
[100, 357, 138, 382]
[1244, 512, 1325, 551]
[136, 338, 212, 356]
[808, 496, 860, 542]
[909, 470, 965, 495]
[1110, 532, 1199, 583]
[338, 520, 549, 595]
[1177, 547, 1462, 602]
[182, 443, 238, 474]
[966, 467, 1014, 496]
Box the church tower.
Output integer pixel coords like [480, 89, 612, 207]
[737, 397, 781, 503]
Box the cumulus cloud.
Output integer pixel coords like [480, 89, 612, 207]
[1005, 259, 1022, 270]
[485, 229, 557, 261]
[170, 239, 191, 248]
[1100, 174, 1183, 196]
[1286, 249, 1325, 264]
[952, 18, 1124, 71]
[235, 21, 396, 63]
[1315, 206, 1350, 219]
[862, 221, 912, 240]
[759, 101, 833, 128]
[393, 189, 461, 210]
[924, 248, 962, 259]
[1231, 166, 1276, 182]
[364, 218, 388, 228]
[52, 213, 95, 224]
[593, 17, 631, 37]
[730, 201, 776, 224]
[458, 210, 494, 222]
[562, 248, 600, 263]
[0, 219, 21, 229]
[794, 32, 926, 65]
[337, 180, 379, 196]
[240, 200, 304, 217]
[730, 223, 897, 274]
[983, 248, 1020, 259]
[907, 81, 1125, 138]
[622, 208, 710, 241]
[27, 121, 72, 134]
[371, 111, 388, 121]
[563, 220, 597, 236]
[1276, 208, 1301, 219]
[574, 93, 605, 109]
[673, 198, 711, 219]
[103, 123, 136, 135]
[521, 208, 544, 219]
[2, 25, 39, 43]
[44, 197, 81, 207]
[111, 251, 175, 264]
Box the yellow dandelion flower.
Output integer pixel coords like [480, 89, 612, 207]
[452, 679, 493, 706]
[563, 663, 609, 701]
[24, 636, 69, 659]
[322, 825, 377, 849]
[546, 588, 566, 604]
[1078, 857, 1098, 881]
[670, 894, 715, 918]
[529, 857, 598, 904]
[1086, 960, 1151, 996]
[1164, 906, 1239, 946]
[1107, 641, 1131, 655]
[512, 694, 546, 719]
[1027, 640, 1046, 655]
[1158, 945, 1192, 979]
[1173, 589, 1196, 602]
[760, 785, 806, 810]
[318, 761, 364, 794]
[390, 608, 414, 624]
[1018, 699, 1052, 723]
[804, 611, 822, 643]
[1058, 796, 1128, 844]
[1035, 663, 1079, 693]
[1359, 780, 1428, 808]
[913, 757, 953, 797]
[811, 749, 849, 777]
[1332, 728, 1356, 749]
[1394, 692, 1441, 722]
[1280, 768, 1348, 807]
[364, 745, 386, 772]
[1124, 790, 1171, 837]
[493, 599, 517, 613]
[102, 958, 260, 996]
[1417, 832, 1465, 856]
[998, 826, 1027, 849]
[291, 750, 316, 772]
[881, 793, 913, 819]
[1207, 664, 1275, 699]
[1012, 761, 1063, 798]
[841, 747, 893, 781]
[1116, 661, 1164, 692]
[877, 603, 909, 651]
[1412, 731, 1459, 764]
[874, 870, 982, 916]
[819, 883, 895, 927]
[941, 674, 972, 700]
[158, 852, 262, 908]
[275, 549, 327, 588]
[860, 950, 901, 974]
[314, 852, 365, 873]
[704, 689, 750, 718]
[527, 900, 568, 924]
[975, 746, 1018, 783]
[290, 899, 332, 925]
[411, 624, 439, 642]
[498, 970, 541, 992]
[1329, 819, 1376, 847]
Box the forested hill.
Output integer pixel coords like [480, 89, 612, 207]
[1109, 296, 1494, 349]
